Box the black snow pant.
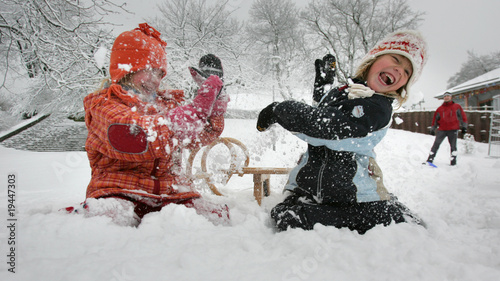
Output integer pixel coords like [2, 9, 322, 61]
[270, 194, 424, 234]
[427, 130, 458, 164]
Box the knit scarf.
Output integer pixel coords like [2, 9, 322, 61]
[347, 83, 376, 99]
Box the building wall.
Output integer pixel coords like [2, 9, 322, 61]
[451, 86, 500, 109]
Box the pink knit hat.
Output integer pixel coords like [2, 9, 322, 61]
[356, 30, 427, 98]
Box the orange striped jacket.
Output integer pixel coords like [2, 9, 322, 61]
[83, 84, 224, 205]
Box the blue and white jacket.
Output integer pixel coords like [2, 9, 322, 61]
[274, 82, 393, 204]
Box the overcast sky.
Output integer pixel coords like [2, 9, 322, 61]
[109, 0, 500, 108]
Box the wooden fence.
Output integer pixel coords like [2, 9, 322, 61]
[391, 111, 493, 143]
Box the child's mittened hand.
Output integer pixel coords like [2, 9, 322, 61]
[192, 75, 223, 117]
[256, 102, 279, 132]
[322, 54, 336, 83]
[314, 59, 326, 87]
[190, 55, 224, 87]
[189, 67, 207, 87]
[314, 54, 336, 87]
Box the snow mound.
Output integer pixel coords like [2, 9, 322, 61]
[0, 119, 499, 280]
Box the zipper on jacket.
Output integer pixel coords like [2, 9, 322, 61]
[316, 147, 329, 202]
[151, 158, 161, 195]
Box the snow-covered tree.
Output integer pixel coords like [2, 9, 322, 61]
[246, 0, 304, 100]
[0, 0, 124, 116]
[302, 0, 424, 83]
[149, 0, 245, 97]
[447, 50, 500, 88]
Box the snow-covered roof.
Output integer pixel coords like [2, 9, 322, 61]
[435, 67, 500, 99]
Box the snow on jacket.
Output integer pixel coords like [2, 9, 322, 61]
[276, 82, 394, 204]
[432, 101, 467, 131]
[83, 83, 224, 203]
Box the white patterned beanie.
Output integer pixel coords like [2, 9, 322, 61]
[355, 30, 427, 100]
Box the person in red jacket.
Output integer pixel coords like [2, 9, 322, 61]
[425, 92, 467, 166]
[68, 23, 229, 226]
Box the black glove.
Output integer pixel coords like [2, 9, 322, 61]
[461, 127, 467, 135]
[189, 54, 224, 86]
[323, 54, 336, 84]
[199, 54, 223, 78]
[256, 102, 279, 132]
[314, 54, 336, 88]
[429, 126, 436, 136]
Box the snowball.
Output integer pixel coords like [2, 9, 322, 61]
[118, 63, 133, 72]
[93, 46, 108, 69]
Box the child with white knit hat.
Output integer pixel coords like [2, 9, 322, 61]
[257, 30, 427, 234]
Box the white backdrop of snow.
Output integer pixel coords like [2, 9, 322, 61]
[1, 118, 500, 281]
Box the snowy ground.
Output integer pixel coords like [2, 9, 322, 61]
[1, 118, 500, 281]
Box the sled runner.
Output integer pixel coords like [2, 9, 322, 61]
[187, 137, 292, 205]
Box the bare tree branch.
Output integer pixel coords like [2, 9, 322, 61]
[0, 0, 125, 114]
[302, 0, 423, 83]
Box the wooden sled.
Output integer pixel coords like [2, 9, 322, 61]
[187, 137, 292, 205]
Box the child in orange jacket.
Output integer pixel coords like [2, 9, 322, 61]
[68, 23, 229, 226]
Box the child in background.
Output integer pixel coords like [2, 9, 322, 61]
[257, 30, 427, 234]
[71, 23, 229, 226]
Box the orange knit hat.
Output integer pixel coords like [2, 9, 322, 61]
[109, 23, 168, 83]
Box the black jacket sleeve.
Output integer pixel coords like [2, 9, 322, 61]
[273, 94, 393, 140]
